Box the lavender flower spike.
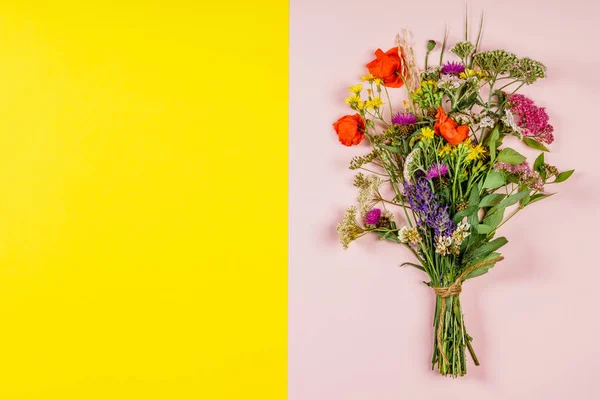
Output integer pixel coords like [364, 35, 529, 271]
[403, 178, 456, 237]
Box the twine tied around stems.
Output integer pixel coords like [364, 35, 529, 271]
[431, 256, 504, 367]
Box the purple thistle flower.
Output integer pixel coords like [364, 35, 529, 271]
[506, 93, 554, 144]
[440, 61, 465, 75]
[392, 112, 418, 125]
[364, 208, 382, 225]
[426, 163, 449, 180]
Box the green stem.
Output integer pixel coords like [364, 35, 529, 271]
[465, 336, 480, 366]
[383, 86, 393, 118]
[497, 79, 520, 92]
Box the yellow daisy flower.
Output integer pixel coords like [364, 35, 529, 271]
[361, 74, 375, 82]
[370, 97, 384, 108]
[357, 101, 365, 110]
[460, 69, 487, 80]
[438, 143, 454, 157]
[348, 84, 362, 94]
[467, 143, 486, 161]
[421, 127, 435, 140]
[345, 94, 361, 105]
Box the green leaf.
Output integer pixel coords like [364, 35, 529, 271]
[476, 224, 493, 234]
[483, 207, 505, 230]
[487, 125, 500, 160]
[479, 193, 505, 208]
[498, 190, 531, 208]
[456, 92, 478, 109]
[467, 237, 508, 264]
[469, 182, 481, 204]
[378, 144, 404, 154]
[497, 148, 526, 165]
[483, 171, 505, 189]
[463, 266, 492, 280]
[523, 137, 549, 152]
[401, 262, 425, 271]
[554, 169, 574, 183]
[375, 231, 400, 243]
[484, 191, 528, 228]
[464, 252, 501, 280]
[453, 208, 474, 223]
[454, 186, 481, 223]
[526, 193, 554, 206]
[533, 152, 545, 173]
[468, 209, 480, 228]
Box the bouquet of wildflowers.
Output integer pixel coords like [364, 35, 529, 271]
[333, 21, 573, 377]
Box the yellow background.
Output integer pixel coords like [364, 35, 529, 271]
[0, 1, 286, 398]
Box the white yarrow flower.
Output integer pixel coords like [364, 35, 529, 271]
[357, 175, 383, 217]
[479, 116, 495, 128]
[437, 74, 465, 89]
[501, 109, 522, 134]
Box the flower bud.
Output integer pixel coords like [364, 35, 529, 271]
[427, 40, 436, 52]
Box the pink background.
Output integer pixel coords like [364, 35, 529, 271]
[289, 0, 600, 398]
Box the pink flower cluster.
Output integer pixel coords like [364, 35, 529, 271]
[506, 93, 554, 144]
[495, 162, 544, 191]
